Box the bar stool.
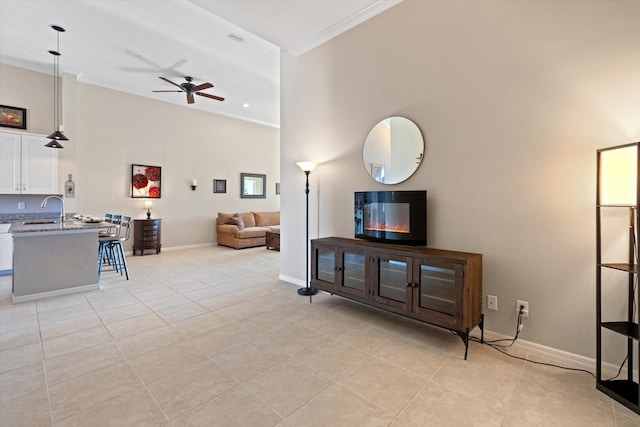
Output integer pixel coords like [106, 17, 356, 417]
[99, 214, 120, 267]
[100, 214, 120, 237]
[98, 216, 131, 281]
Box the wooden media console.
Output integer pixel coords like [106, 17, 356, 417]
[310, 237, 483, 359]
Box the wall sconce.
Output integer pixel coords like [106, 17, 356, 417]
[191, 179, 197, 191]
[144, 200, 153, 219]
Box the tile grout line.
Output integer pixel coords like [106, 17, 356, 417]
[36, 303, 55, 427]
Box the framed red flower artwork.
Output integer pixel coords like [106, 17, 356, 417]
[131, 164, 161, 198]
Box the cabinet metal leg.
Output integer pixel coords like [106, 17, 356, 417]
[453, 329, 471, 360]
[463, 329, 469, 360]
[455, 322, 480, 360]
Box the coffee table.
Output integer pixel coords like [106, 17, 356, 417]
[266, 230, 280, 251]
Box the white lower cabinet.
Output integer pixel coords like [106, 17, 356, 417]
[0, 232, 12, 272]
[0, 131, 58, 194]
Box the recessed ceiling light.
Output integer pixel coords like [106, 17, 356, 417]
[242, 103, 250, 108]
[227, 33, 244, 43]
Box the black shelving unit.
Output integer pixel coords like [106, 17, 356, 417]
[596, 142, 640, 415]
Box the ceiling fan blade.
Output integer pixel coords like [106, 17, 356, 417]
[196, 92, 225, 102]
[152, 90, 183, 92]
[159, 76, 183, 90]
[193, 82, 213, 91]
[187, 93, 195, 104]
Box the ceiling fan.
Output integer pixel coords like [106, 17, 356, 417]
[152, 76, 224, 104]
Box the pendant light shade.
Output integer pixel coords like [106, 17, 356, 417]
[47, 24, 67, 147]
[46, 130, 69, 141]
[45, 139, 65, 148]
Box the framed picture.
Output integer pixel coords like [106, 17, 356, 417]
[0, 105, 26, 129]
[131, 164, 161, 198]
[213, 179, 226, 193]
[371, 163, 385, 183]
[241, 173, 266, 199]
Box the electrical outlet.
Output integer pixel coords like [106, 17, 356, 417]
[487, 295, 498, 311]
[516, 300, 529, 318]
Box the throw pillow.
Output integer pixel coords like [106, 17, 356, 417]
[227, 213, 245, 230]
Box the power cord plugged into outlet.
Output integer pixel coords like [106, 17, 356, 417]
[469, 303, 596, 380]
[517, 305, 526, 332]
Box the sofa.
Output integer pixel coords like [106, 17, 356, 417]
[216, 211, 280, 249]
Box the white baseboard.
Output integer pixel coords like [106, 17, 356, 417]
[160, 243, 214, 252]
[13, 283, 100, 303]
[476, 329, 595, 371]
[279, 274, 305, 287]
[476, 329, 633, 378]
[125, 243, 214, 256]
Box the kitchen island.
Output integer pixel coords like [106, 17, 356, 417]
[10, 220, 113, 302]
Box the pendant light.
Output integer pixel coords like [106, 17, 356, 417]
[45, 24, 68, 148]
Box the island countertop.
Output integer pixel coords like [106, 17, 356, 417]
[10, 220, 114, 234]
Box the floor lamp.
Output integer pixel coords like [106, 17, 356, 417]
[296, 161, 318, 298]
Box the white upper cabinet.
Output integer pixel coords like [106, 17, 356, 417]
[0, 132, 21, 193]
[0, 131, 58, 194]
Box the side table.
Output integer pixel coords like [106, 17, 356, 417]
[133, 218, 161, 255]
[266, 230, 280, 251]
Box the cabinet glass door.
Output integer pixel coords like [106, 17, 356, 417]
[316, 246, 336, 285]
[373, 253, 411, 310]
[416, 260, 462, 319]
[379, 259, 408, 302]
[342, 251, 366, 291]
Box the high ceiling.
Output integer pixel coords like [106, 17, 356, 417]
[0, 0, 402, 128]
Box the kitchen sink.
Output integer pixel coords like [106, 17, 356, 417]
[22, 220, 57, 225]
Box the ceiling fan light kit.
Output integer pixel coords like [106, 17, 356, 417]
[152, 76, 224, 105]
[46, 24, 68, 147]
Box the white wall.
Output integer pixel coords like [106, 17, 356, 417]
[1, 63, 280, 251]
[280, 0, 640, 359]
[75, 83, 280, 250]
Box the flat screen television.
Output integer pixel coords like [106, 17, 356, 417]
[354, 190, 426, 246]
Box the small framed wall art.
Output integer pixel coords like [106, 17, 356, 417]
[213, 179, 227, 193]
[131, 164, 161, 198]
[370, 163, 385, 183]
[0, 105, 27, 129]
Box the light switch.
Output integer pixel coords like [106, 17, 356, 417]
[18, 202, 25, 210]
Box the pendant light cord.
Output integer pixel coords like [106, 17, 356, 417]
[49, 25, 64, 133]
[55, 30, 59, 131]
[52, 44, 57, 131]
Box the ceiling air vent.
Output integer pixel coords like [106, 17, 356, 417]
[227, 33, 244, 43]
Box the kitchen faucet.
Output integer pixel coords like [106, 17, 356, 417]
[41, 195, 65, 222]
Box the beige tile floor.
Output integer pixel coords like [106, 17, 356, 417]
[0, 246, 639, 426]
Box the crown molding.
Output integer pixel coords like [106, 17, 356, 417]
[288, 0, 404, 57]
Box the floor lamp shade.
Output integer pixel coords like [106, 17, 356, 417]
[598, 143, 639, 206]
[296, 161, 318, 173]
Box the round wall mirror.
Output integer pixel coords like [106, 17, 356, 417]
[362, 116, 424, 184]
